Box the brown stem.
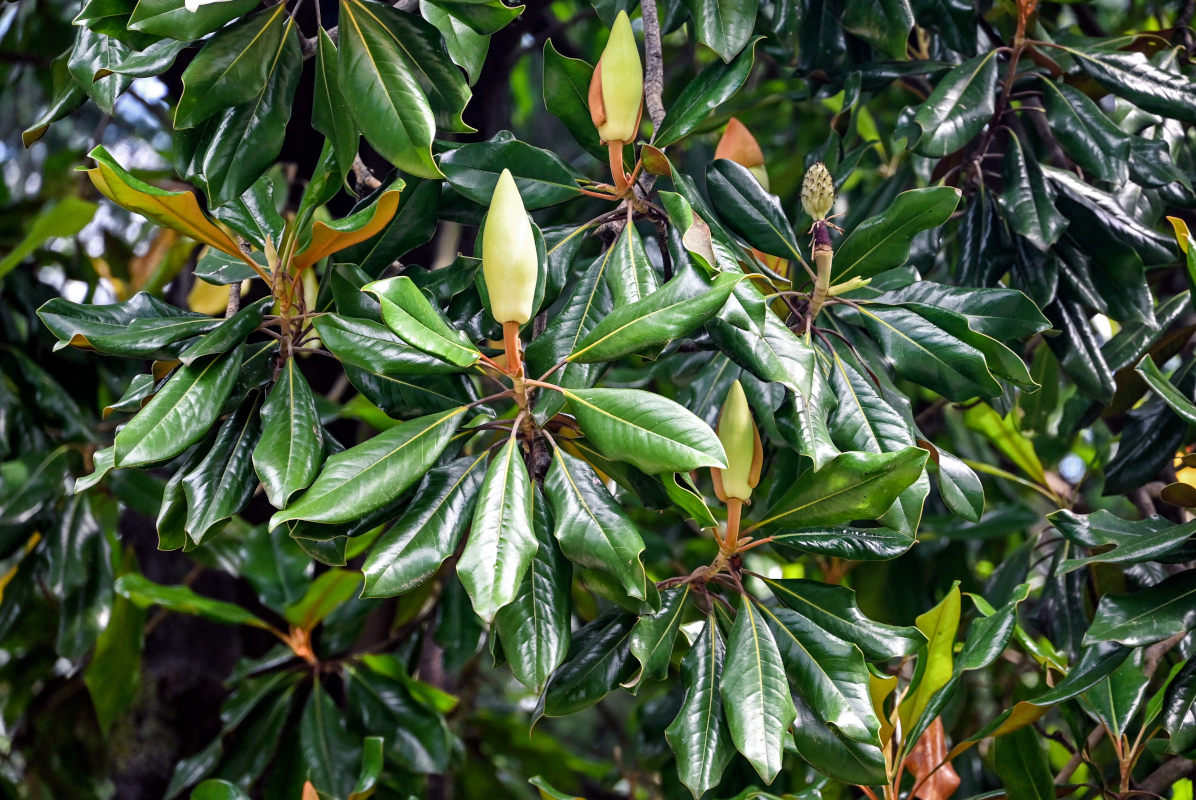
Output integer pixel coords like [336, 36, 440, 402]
[502, 320, 523, 376]
[723, 498, 743, 554]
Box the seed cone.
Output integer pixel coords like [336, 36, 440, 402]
[482, 169, 537, 325]
[801, 161, 835, 221]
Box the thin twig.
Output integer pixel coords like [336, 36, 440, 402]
[640, 0, 666, 134]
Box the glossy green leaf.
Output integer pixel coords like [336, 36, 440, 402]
[361, 453, 487, 597]
[544, 449, 647, 601]
[707, 158, 801, 262]
[270, 406, 466, 527]
[537, 609, 636, 718]
[605, 222, 659, 307]
[765, 577, 925, 661]
[495, 486, 571, 690]
[1084, 570, 1196, 648]
[440, 131, 583, 209]
[345, 656, 454, 772]
[911, 51, 998, 156]
[843, 0, 913, 59]
[1078, 651, 1150, 740]
[174, 6, 289, 128]
[38, 291, 215, 357]
[129, 0, 258, 39]
[665, 616, 734, 798]
[178, 297, 271, 365]
[763, 604, 879, 746]
[313, 29, 359, 188]
[1137, 355, 1196, 426]
[252, 359, 322, 508]
[653, 38, 759, 147]
[365, 276, 480, 367]
[992, 725, 1053, 800]
[1000, 134, 1065, 251]
[300, 682, 361, 796]
[562, 387, 726, 474]
[870, 282, 1049, 339]
[569, 270, 740, 363]
[457, 436, 537, 622]
[1163, 657, 1196, 753]
[314, 313, 464, 376]
[338, 0, 456, 178]
[936, 449, 984, 523]
[181, 398, 262, 543]
[853, 304, 1005, 400]
[114, 351, 241, 467]
[421, 2, 490, 85]
[1050, 509, 1196, 573]
[833, 186, 961, 281]
[115, 573, 272, 629]
[720, 595, 797, 783]
[1070, 49, 1196, 123]
[541, 40, 604, 162]
[1040, 80, 1130, 185]
[791, 695, 887, 786]
[684, 0, 758, 61]
[752, 448, 927, 535]
[629, 585, 689, 683]
[85, 552, 144, 735]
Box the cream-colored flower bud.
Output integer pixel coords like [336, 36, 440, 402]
[712, 381, 763, 503]
[716, 118, 769, 192]
[482, 169, 537, 325]
[589, 11, 643, 143]
[801, 161, 835, 221]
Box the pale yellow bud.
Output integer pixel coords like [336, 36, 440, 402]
[590, 11, 643, 143]
[801, 161, 835, 221]
[713, 381, 763, 502]
[482, 169, 537, 325]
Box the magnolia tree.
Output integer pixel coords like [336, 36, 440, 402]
[2, 0, 1196, 798]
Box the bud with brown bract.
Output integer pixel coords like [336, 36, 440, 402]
[711, 381, 763, 503]
[588, 11, 643, 144]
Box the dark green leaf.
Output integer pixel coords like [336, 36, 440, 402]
[684, 0, 758, 61]
[458, 436, 537, 622]
[664, 616, 734, 798]
[765, 577, 925, 660]
[538, 609, 636, 718]
[911, 51, 998, 156]
[833, 186, 961, 281]
[440, 131, 583, 209]
[753, 448, 928, 534]
[181, 397, 262, 543]
[495, 487, 572, 690]
[270, 406, 466, 527]
[115, 573, 271, 629]
[999, 134, 1065, 251]
[720, 596, 796, 782]
[562, 387, 726, 474]
[707, 158, 801, 262]
[361, 453, 487, 597]
[1041, 80, 1130, 185]
[653, 38, 759, 146]
[1084, 571, 1196, 648]
[114, 351, 241, 467]
[541, 41, 604, 162]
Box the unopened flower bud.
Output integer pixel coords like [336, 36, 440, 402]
[712, 381, 763, 503]
[482, 169, 538, 325]
[801, 161, 835, 221]
[716, 118, 769, 192]
[588, 11, 643, 144]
